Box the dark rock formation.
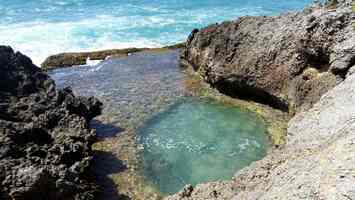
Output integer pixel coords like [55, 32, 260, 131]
[41, 43, 185, 71]
[181, 0, 354, 113]
[0, 46, 103, 200]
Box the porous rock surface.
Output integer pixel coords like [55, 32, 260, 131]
[167, 71, 355, 199]
[181, 0, 354, 113]
[167, 1, 355, 199]
[0, 46, 102, 200]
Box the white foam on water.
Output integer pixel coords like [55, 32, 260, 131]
[85, 57, 102, 66]
[55, 1, 70, 6]
[239, 138, 251, 152]
[0, 0, 310, 67]
[0, 4, 267, 66]
[0, 16, 168, 66]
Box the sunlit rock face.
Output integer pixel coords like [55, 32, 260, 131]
[181, 0, 354, 113]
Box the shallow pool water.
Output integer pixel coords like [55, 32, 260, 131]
[138, 98, 270, 195]
[50, 50, 271, 198]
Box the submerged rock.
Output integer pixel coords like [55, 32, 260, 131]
[0, 46, 103, 200]
[181, 0, 354, 113]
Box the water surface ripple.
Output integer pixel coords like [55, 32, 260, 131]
[1, 0, 313, 64]
[50, 50, 270, 197]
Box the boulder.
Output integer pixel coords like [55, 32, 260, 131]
[0, 46, 103, 200]
[181, 0, 354, 113]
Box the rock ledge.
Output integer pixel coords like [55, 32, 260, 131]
[181, 0, 354, 113]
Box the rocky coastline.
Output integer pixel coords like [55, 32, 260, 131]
[0, 46, 102, 200]
[41, 43, 185, 71]
[1, 0, 354, 199]
[166, 0, 355, 199]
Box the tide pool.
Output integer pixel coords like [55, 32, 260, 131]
[0, 0, 313, 65]
[138, 98, 270, 195]
[49, 50, 272, 198]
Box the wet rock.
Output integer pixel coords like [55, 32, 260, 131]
[0, 46, 103, 200]
[181, 0, 354, 113]
[41, 43, 185, 71]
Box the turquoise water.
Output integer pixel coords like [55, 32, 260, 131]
[138, 98, 270, 195]
[0, 0, 313, 65]
[50, 51, 271, 196]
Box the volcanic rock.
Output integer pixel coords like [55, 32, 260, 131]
[0, 46, 102, 200]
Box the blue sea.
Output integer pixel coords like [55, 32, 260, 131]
[0, 0, 313, 65]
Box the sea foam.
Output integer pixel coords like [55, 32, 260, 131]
[0, 0, 313, 66]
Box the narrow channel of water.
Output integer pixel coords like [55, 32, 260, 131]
[49, 50, 270, 198]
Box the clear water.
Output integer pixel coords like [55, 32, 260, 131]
[138, 98, 269, 195]
[0, 0, 313, 65]
[49, 51, 271, 196]
[49, 51, 186, 127]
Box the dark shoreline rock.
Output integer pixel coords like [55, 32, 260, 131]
[0, 46, 103, 200]
[181, 0, 354, 113]
[41, 43, 185, 71]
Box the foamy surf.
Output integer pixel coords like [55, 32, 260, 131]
[0, 0, 313, 66]
[86, 57, 102, 66]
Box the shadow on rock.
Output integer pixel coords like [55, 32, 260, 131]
[92, 150, 131, 200]
[90, 119, 124, 139]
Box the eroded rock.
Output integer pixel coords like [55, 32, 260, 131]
[0, 46, 103, 200]
[181, 0, 354, 113]
[167, 48, 355, 200]
[167, 1, 355, 199]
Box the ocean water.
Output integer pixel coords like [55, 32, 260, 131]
[0, 0, 313, 65]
